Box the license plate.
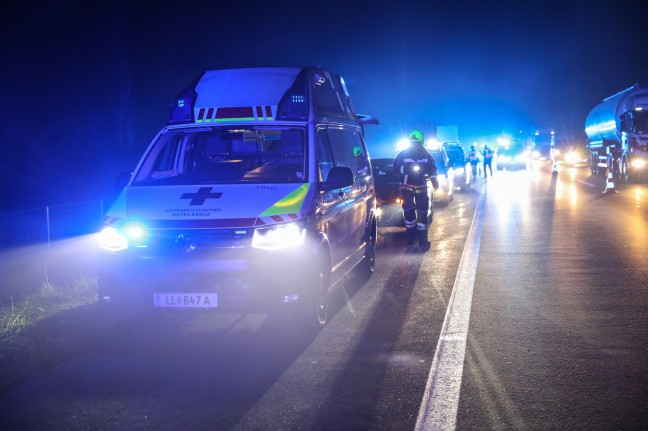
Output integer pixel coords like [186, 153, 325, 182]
[153, 293, 218, 308]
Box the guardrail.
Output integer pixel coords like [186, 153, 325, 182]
[0, 200, 105, 249]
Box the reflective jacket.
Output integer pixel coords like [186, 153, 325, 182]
[483, 148, 494, 161]
[393, 144, 438, 187]
[468, 150, 479, 164]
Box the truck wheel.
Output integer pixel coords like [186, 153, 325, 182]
[621, 159, 630, 183]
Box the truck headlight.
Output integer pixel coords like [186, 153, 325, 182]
[252, 222, 306, 250]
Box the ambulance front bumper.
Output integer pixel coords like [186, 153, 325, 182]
[97, 234, 318, 311]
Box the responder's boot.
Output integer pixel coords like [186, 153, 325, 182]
[406, 228, 416, 246]
[418, 229, 431, 251]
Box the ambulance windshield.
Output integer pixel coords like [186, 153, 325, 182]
[132, 127, 307, 185]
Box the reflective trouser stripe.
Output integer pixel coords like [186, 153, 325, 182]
[401, 186, 430, 230]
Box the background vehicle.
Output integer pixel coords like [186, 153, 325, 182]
[372, 158, 405, 227]
[371, 158, 434, 227]
[531, 129, 555, 161]
[442, 141, 468, 190]
[555, 136, 589, 167]
[427, 146, 454, 205]
[495, 139, 527, 170]
[585, 84, 648, 181]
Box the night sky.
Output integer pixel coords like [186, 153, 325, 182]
[0, 0, 646, 211]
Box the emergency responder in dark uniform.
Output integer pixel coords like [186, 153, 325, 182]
[393, 129, 439, 251]
[483, 144, 495, 177]
[467, 144, 479, 182]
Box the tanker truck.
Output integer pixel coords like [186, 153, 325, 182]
[585, 84, 648, 182]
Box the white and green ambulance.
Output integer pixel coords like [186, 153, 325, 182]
[98, 67, 378, 325]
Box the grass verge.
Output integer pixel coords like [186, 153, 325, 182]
[0, 275, 101, 390]
[0, 275, 98, 338]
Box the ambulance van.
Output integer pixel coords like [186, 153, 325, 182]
[98, 67, 378, 325]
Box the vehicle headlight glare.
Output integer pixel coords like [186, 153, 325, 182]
[631, 159, 647, 169]
[396, 138, 410, 152]
[125, 222, 147, 240]
[565, 151, 579, 164]
[454, 167, 465, 175]
[252, 222, 306, 250]
[98, 226, 128, 252]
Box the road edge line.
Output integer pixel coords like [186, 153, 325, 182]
[415, 191, 486, 430]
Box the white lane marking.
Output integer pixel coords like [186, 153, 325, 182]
[578, 180, 597, 187]
[415, 191, 486, 431]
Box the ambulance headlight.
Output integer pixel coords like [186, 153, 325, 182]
[252, 222, 306, 250]
[98, 222, 148, 252]
[98, 226, 128, 252]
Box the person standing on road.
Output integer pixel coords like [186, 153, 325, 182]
[467, 144, 480, 182]
[393, 129, 439, 251]
[483, 144, 495, 177]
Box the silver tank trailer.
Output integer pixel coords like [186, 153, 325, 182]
[585, 84, 648, 146]
[584, 84, 648, 180]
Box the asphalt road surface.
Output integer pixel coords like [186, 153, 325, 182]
[1, 160, 647, 430]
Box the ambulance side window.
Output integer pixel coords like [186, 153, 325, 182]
[316, 128, 335, 182]
[327, 127, 369, 179]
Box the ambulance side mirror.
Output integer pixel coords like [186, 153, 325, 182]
[320, 166, 354, 191]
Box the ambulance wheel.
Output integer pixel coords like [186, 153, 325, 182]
[355, 219, 376, 282]
[314, 253, 331, 326]
[298, 251, 331, 328]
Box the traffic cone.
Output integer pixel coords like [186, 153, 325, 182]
[552, 158, 558, 175]
[602, 171, 617, 194]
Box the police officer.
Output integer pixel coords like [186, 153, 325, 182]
[467, 144, 479, 181]
[483, 144, 495, 177]
[393, 129, 439, 251]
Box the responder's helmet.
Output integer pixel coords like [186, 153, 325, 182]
[409, 129, 425, 144]
[471, 145, 475, 151]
